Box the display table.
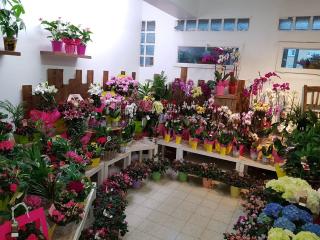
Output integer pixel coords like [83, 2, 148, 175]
[54, 183, 96, 240]
[157, 139, 275, 174]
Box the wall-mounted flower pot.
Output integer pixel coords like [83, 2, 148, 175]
[152, 172, 161, 182]
[178, 172, 188, 182]
[65, 44, 76, 54]
[51, 40, 63, 52]
[3, 37, 17, 51]
[77, 44, 86, 55]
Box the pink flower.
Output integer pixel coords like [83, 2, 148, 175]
[0, 140, 14, 152]
[24, 195, 42, 209]
[10, 183, 18, 192]
[26, 234, 38, 240]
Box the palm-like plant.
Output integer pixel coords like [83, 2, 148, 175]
[152, 71, 169, 100]
[0, 100, 24, 128]
[138, 81, 152, 99]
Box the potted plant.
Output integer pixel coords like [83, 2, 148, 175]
[144, 157, 169, 182]
[40, 18, 65, 52]
[172, 160, 188, 182]
[203, 131, 215, 153]
[250, 141, 259, 161]
[217, 132, 233, 156]
[172, 118, 183, 144]
[87, 142, 103, 168]
[273, 138, 287, 178]
[61, 23, 80, 54]
[0, 0, 25, 51]
[201, 163, 220, 188]
[215, 70, 225, 96]
[261, 144, 273, 165]
[77, 27, 92, 55]
[225, 171, 250, 198]
[228, 71, 237, 95]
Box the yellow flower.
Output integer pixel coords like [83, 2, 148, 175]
[196, 105, 205, 114]
[192, 87, 203, 98]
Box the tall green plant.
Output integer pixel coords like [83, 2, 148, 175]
[152, 71, 169, 100]
[0, 100, 24, 128]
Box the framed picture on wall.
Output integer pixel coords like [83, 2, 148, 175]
[276, 41, 320, 75]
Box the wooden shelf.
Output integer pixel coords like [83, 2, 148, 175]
[0, 50, 21, 56]
[40, 51, 92, 59]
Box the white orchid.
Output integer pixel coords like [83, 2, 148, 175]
[34, 81, 58, 95]
[286, 121, 297, 134]
[88, 83, 103, 96]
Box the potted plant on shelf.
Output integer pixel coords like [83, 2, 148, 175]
[261, 144, 273, 165]
[217, 131, 233, 156]
[77, 27, 92, 55]
[172, 118, 183, 144]
[40, 18, 65, 52]
[228, 71, 237, 95]
[0, 0, 25, 51]
[272, 138, 287, 178]
[61, 23, 80, 54]
[87, 142, 103, 168]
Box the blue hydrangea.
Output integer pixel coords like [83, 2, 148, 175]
[282, 205, 300, 222]
[302, 223, 320, 236]
[299, 209, 313, 223]
[273, 216, 296, 232]
[263, 203, 283, 218]
[257, 212, 273, 225]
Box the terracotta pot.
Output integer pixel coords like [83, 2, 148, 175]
[3, 37, 17, 51]
[202, 178, 213, 188]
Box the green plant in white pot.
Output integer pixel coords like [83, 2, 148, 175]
[0, 0, 25, 51]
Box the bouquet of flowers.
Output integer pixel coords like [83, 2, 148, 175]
[88, 83, 103, 108]
[48, 200, 84, 226]
[34, 81, 58, 111]
[106, 75, 138, 95]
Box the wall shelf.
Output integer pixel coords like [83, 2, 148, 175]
[0, 50, 21, 56]
[40, 51, 92, 59]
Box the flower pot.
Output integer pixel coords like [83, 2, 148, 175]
[3, 37, 17, 51]
[262, 155, 271, 165]
[91, 157, 101, 168]
[250, 149, 258, 161]
[204, 140, 214, 153]
[175, 135, 182, 144]
[202, 178, 213, 188]
[14, 134, 29, 144]
[272, 150, 284, 164]
[232, 147, 240, 158]
[229, 84, 237, 95]
[275, 163, 286, 178]
[152, 172, 161, 182]
[227, 144, 232, 155]
[230, 186, 240, 198]
[215, 141, 220, 153]
[178, 172, 188, 182]
[51, 40, 63, 52]
[132, 180, 142, 189]
[239, 145, 246, 156]
[134, 120, 143, 134]
[220, 145, 227, 156]
[190, 139, 198, 150]
[216, 85, 225, 96]
[164, 133, 171, 143]
[111, 117, 120, 127]
[65, 44, 76, 54]
[77, 44, 86, 55]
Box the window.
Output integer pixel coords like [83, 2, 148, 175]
[295, 17, 310, 30]
[211, 19, 222, 31]
[175, 20, 185, 31]
[312, 16, 320, 30]
[186, 20, 197, 31]
[281, 48, 320, 69]
[198, 19, 209, 31]
[237, 18, 249, 31]
[178, 47, 206, 63]
[140, 21, 155, 67]
[279, 18, 293, 30]
[224, 19, 236, 31]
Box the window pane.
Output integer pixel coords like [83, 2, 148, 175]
[186, 20, 197, 31]
[140, 45, 145, 55]
[295, 17, 310, 30]
[140, 57, 144, 67]
[279, 18, 293, 30]
[198, 19, 209, 31]
[146, 33, 155, 43]
[237, 18, 249, 31]
[224, 19, 235, 31]
[141, 21, 146, 31]
[312, 16, 320, 30]
[178, 47, 206, 63]
[175, 20, 185, 31]
[281, 48, 320, 69]
[141, 33, 145, 43]
[147, 21, 156, 31]
[146, 45, 154, 56]
[211, 19, 222, 31]
[145, 57, 154, 66]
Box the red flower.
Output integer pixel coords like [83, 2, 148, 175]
[67, 180, 85, 194]
[96, 137, 107, 145]
[26, 233, 38, 240]
[10, 183, 18, 192]
[0, 140, 14, 152]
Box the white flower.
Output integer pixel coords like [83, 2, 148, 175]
[88, 83, 103, 96]
[125, 103, 137, 118]
[34, 81, 58, 95]
[277, 123, 286, 133]
[286, 121, 297, 134]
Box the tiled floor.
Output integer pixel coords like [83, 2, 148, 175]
[123, 177, 243, 240]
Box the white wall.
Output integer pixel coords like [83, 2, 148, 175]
[0, 0, 142, 106]
[141, 0, 320, 100]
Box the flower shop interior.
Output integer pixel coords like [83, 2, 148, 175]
[1, 0, 320, 239]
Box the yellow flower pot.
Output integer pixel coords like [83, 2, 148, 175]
[215, 142, 220, 153]
[230, 186, 241, 198]
[175, 135, 182, 144]
[275, 163, 286, 178]
[190, 140, 198, 150]
[204, 143, 213, 153]
[91, 157, 101, 168]
[220, 145, 227, 155]
[164, 134, 171, 142]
